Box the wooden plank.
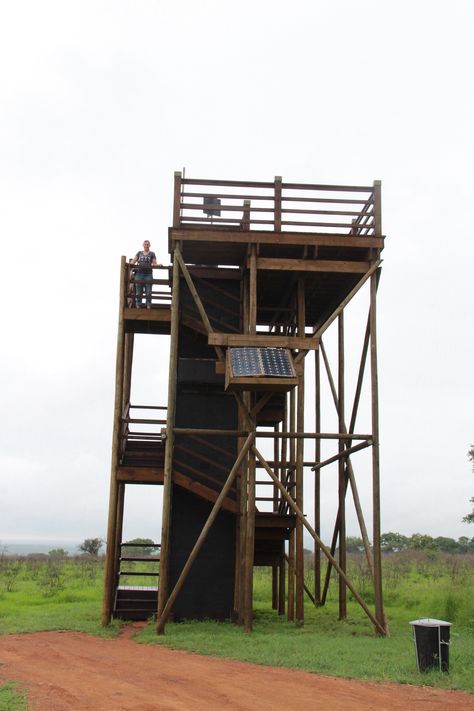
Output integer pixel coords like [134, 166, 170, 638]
[209, 333, 316, 350]
[124, 307, 171, 322]
[225, 376, 299, 392]
[117, 467, 164, 483]
[254, 258, 370, 273]
[170, 228, 384, 249]
[172, 471, 238, 514]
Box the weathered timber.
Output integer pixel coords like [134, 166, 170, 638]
[157, 252, 180, 620]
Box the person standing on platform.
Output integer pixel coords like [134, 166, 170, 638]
[131, 240, 157, 308]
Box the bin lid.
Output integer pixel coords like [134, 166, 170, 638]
[409, 618, 452, 627]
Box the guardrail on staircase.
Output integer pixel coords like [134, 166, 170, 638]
[119, 404, 167, 464]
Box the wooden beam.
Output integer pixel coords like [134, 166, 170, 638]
[116, 467, 164, 483]
[370, 271, 386, 633]
[311, 440, 372, 471]
[338, 313, 347, 620]
[170, 228, 385, 250]
[102, 256, 127, 626]
[249, 244, 257, 335]
[253, 258, 370, 273]
[157, 251, 181, 621]
[124, 307, 171, 322]
[173, 171, 182, 227]
[172, 471, 238, 514]
[208, 333, 318, 350]
[295, 278, 305, 622]
[314, 348, 321, 603]
[244, 442, 256, 632]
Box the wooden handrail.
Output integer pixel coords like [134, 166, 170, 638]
[174, 174, 380, 236]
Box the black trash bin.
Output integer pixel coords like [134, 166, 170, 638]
[409, 618, 452, 672]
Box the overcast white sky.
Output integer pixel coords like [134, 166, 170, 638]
[0, 0, 473, 549]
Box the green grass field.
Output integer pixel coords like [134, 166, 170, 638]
[1, 553, 473, 699]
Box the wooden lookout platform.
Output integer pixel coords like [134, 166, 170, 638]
[103, 173, 387, 634]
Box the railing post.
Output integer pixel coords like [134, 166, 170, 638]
[242, 199, 251, 230]
[173, 171, 182, 228]
[373, 180, 382, 238]
[274, 175, 282, 232]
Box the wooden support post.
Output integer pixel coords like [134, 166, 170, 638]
[272, 567, 278, 610]
[173, 171, 182, 228]
[238, 286, 251, 624]
[249, 244, 257, 335]
[156, 433, 255, 634]
[271, 423, 279, 611]
[314, 347, 321, 603]
[373, 180, 382, 239]
[122, 333, 134, 412]
[295, 278, 305, 622]
[338, 313, 347, 620]
[287, 387, 296, 621]
[242, 199, 251, 230]
[244, 437, 256, 633]
[112, 482, 125, 591]
[278, 552, 286, 615]
[156, 250, 181, 624]
[253, 446, 386, 635]
[274, 176, 282, 232]
[102, 256, 127, 625]
[370, 270, 385, 633]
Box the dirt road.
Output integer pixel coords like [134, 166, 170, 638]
[0, 630, 472, 711]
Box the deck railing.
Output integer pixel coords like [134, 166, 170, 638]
[125, 263, 171, 309]
[173, 173, 381, 237]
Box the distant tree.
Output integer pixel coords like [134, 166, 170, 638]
[346, 536, 364, 553]
[408, 533, 436, 550]
[48, 548, 68, 558]
[457, 536, 470, 554]
[463, 445, 474, 523]
[79, 538, 104, 556]
[434, 537, 458, 553]
[121, 538, 156, 556]
[380, 532, 408, 552]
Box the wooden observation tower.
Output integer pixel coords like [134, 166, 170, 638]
[103, 173, 388, 635]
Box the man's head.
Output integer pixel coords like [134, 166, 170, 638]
[143, 240, 151, 250]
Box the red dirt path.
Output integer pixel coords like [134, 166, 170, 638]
[0, 629, 473, 711]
